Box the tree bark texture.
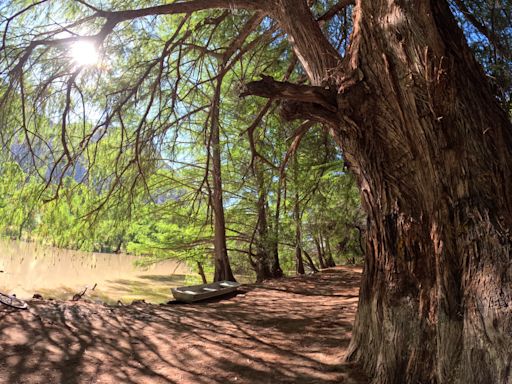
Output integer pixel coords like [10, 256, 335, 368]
[268, 0, 512, 383]
[340, 2, 512, 383]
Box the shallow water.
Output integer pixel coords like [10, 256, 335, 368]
[0, 240, 193, 303]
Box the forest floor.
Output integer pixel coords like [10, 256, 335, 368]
[0, 266, 368, 384]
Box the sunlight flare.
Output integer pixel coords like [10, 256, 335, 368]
[70, 40, 99, 66]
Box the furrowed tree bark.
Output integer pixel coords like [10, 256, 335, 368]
[338, 1, 512, 383]
[270, 0, 341, 85]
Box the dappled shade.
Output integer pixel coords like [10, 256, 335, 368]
[0, 267, 366, 384]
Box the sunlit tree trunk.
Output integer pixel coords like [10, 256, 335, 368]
[197, 262, 207, 284]
[210, 74, 235, 282]
[339, 2, 512, 382]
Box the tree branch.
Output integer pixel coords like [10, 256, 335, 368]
[240, 75, 338, 112]
[452, 0, 510, 60]
[279, 120, 315, 175]
[317, 0, 354, 22]
[94, 0, 266, 21]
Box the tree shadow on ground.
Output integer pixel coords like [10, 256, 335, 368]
[0, 266, 367, 384]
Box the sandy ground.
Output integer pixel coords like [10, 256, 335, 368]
[0, 266, 368, 384]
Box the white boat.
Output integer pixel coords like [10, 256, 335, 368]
[171, 281, 240, 303]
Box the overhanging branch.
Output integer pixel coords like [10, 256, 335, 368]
[317, 0, 355, 22]
[94, 0, 266, 21]
[240, 75, 338, 112]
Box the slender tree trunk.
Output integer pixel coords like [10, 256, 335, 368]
[211, 74, 235, 282]
[293, 155, 305, 275]
[210, 15, 265, 282]
[113, 239, 123, 254]
[314, 235, 326, 269]
[253, 161, 273, 281]
[270, 176, 284, 278]
[197, 262, 207, 284]
[324, 236, 336, 267]
[302, 248, 319, 273]
[353, 224, 365, 256]
[268, 200, 283, 278]
[17, 223, 23, 241]
[294, 225, 305, 275]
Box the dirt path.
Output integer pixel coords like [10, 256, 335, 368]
[0, 267, 368, 384]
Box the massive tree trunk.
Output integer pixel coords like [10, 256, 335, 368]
[252, 0, 512, 382]
[338, 2, 512, 383]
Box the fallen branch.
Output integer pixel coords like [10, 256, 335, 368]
[72, 287, 88, 301]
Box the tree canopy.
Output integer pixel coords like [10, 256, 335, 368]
[0, 0, 365, 279]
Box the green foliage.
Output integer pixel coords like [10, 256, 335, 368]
[0, 0, 364, 277]
[1, 0, 508, 281]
